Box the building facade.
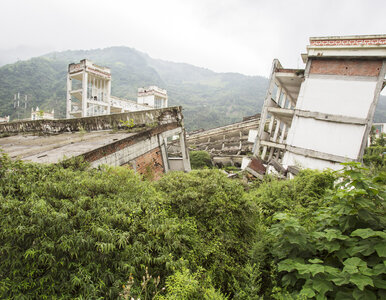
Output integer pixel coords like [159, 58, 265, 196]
[31, 107, 55, 120]
[66, 59, 168, 118]
[137, 86, 168, 109]
[251, 34, 386, 174]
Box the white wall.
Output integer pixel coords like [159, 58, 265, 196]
[296, 77, 377, 118]
[282, 152, 345, 171]
[286, 116, 365, 159]
[137, 95, 155, 107]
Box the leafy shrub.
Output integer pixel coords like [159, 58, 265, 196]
[158, 267, 226, 300]
[189, 151, 212, 169]
[155, 170, 256, 295]
[270, 163, 386, 299]
[363, 145, 386, 170]
[246, 169, 335, 225]
[0, 153, 196, 298]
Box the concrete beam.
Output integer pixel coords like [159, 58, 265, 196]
[286, 145, 355, 163]
[294, 109, 367, 125]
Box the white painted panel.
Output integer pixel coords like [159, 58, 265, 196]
[241, 157, 251, 170]
[287, 117, 365, 159]
[296, 78, 377, 118]
[169, 158, 185, 171]
[282, 152, 344, 171]
[248, 129, 258, 143]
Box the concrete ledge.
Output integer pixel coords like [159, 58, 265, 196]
[0, 106, 183, 134]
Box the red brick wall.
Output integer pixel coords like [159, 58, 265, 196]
[134, 147, 164, 180]
[309, 59, 382, 77]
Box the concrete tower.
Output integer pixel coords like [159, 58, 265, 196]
[67, 59, 112, 118]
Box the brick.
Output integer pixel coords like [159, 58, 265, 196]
[134, 147, 164, 180]
[310, 59, 382, 77]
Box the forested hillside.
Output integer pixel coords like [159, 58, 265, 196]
[0, 47, 267, 130]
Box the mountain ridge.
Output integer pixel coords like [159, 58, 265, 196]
[0, 46, 384, 130]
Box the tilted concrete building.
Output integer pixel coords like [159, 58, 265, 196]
[0, 107, 191, 179]
[250, 34, 386, 175]
[184, 115, 260, 167]
[66, 59, 167, 118]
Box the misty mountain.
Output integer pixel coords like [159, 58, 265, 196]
[0, 46, 385, 131]
[0, 47, 268, 130]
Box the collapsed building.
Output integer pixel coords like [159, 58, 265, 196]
[0, 107, 191, 179]
[184, 115, 260, 167]
[247, 34, 386, 177]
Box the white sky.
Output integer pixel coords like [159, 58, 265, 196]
[0, 0, 385, 77]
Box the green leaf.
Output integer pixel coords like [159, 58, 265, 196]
[336, 290, 355, 300]
[349, 274, 373, 291]
[331, 273, 350, 286]
[353, 288, 377, 300]
[372, 263, 386, 275]
[308, 258, 323, 264]
[373, 277, 386, 289]
[299, 286, 315, 298]
[281, 273, 298, 287]
[374, 241, 386, 257]
[323, 241, 341, 252]
[324, 229, 348, 241]
[278, 259, 297, 272]
[312, 278, 333, 296]
[308, 264, 324, 276]
[273, 212, 288, 221]
[343, 257, 366, 268]
[343, 264, 359, 274]
[347, 242, 375, 256]
[351, 228, 386, 239]
[316, 295, 327, 300]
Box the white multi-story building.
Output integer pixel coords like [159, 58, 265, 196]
[0, 116, 10, 123]
[31, 107, 55, 120]
[66, 59, 167, 119]
[137, 86, 168, 109]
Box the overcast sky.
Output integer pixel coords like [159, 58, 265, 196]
[0, 0, 385, 77]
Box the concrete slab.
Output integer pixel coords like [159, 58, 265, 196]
[0, 131, 137, 164]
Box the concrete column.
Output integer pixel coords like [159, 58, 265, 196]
[107, 79, 111, 115]
[179, 130, 191, 172]
[158, 135, 169, 172]
[82, 71, 88, 117]
[66, 73, 72, 119]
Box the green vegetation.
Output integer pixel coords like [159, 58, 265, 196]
[363, 133, 386, 171]
[0, 152, 385, 299]
[189, 150, 212, 169]
[270, 163, 386, 299]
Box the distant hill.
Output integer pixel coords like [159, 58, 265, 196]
[0, 47, 267, 130]
[0, 46, 384, 130]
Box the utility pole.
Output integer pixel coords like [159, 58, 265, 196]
[13, 92, 29, 121]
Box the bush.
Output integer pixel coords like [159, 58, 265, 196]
[0, 153, 197, 298]
[269, 163, 386, 299]
[155, 170, 256, 295]
[189, 151, 212, 169]
[363, 145, 386, 170]
[158, 267, 226, 300]
[246, 169, 335, 225]
[1, 150, 384, 299]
